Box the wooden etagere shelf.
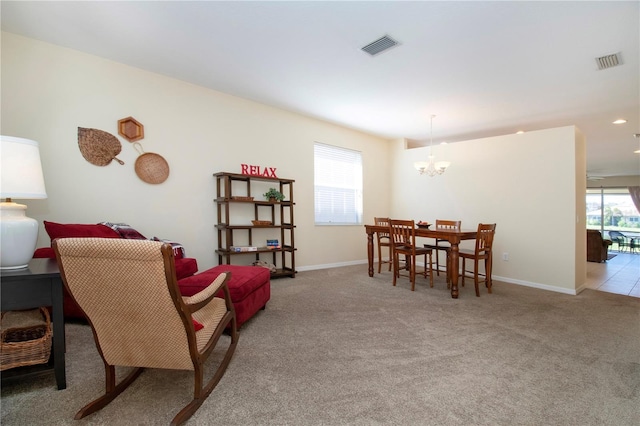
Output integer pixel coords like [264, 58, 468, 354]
[214, 172, 296, 278]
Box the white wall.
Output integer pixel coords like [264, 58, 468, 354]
[390, 126, 586, 294]
[2, 32, 587, 294]
[1, 32, 390, 271]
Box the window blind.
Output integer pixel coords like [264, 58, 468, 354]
[314, 142, 363, 225]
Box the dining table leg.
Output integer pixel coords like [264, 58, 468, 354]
[367, 230, 375, 277]
[449, 241, 461, 298]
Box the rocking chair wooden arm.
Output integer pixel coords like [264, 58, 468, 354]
[181, 271, 231, 313]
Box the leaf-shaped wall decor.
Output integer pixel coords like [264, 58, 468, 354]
[77, 127, 124, 166]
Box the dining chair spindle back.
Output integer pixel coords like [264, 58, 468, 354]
[389, 219, 433, 291]
[374, 217, 392, 273]
[460, 223, 497, 297]
[423, 220, 461, 286]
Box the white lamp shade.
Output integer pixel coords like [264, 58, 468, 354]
[0, 135, 47, 269]
[1, 135, 47, 199]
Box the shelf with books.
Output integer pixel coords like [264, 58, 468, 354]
[214, 172, 296, 278]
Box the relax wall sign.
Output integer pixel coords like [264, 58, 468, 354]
[241, 164, 277, 178]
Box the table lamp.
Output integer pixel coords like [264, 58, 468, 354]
[0, 135, 48, 269]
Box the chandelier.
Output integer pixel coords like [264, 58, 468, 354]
[414, 115, 451, 177]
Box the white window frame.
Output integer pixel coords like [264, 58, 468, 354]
[314, 142, 363, 225]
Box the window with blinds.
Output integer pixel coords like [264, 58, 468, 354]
[314, 142, 363, 225]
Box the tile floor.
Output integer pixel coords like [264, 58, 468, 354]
[586, 251, 640, 298]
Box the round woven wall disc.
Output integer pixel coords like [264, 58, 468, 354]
[135, 152, 169, 184]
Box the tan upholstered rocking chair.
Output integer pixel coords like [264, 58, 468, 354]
[53, 238, 238, 426]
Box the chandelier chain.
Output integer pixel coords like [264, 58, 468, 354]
[415, 114, 450, 176]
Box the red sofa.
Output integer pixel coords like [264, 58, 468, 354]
[34, 221, 271, 328]
[34, 221, 199, 320]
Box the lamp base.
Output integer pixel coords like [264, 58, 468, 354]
[0, 201, 39, 270]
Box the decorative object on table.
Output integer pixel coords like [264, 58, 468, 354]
[77, 127, 125, 166]
[251, 220, 272, 226]
[414, 115, 451, 177]
[0, 135, 48, 269]
[117, 116, 144, 142]
[416, 221, 431, 228]
[263, 188, 285, 202]
[1, 307, 52, 371]
[132, 142, 169, 184]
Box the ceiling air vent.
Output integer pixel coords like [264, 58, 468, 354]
[361, 35, 399, 56]
[595, 53, 621, 70]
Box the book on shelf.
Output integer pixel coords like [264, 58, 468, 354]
[230, 246, 258, 252]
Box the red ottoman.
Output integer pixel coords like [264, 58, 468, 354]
[178, 265, 271, 329]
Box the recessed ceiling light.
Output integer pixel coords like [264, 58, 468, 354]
[613, 119, 627, 124]
[516, 130, 525, 134]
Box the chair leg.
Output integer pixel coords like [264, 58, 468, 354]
[409, 257, 416, 291]
[434, 248, 440, 276]
[474, 260, 480, 297]
[486, 255, 493, 294]
[461, 258, 466, 287]
[392, 252, 398, 287]
[171, 313, 239, 426]
[377, 241, 382, 274]
[427, 252, 434, 287]
[75, 365, 144, 420]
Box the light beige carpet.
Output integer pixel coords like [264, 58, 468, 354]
[2, 265, 639, 425]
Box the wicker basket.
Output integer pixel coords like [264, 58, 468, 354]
[135, 152, 170, 184]
[251, 220, 272, 226]
[0, 307, 52, 371]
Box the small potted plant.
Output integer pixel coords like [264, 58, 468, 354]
[264, 188, 285, 202]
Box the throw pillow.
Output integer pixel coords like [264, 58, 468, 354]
[152, 237, 186, 259]
[99, 222, 147, 240]
[193, 319, 204, 331]
[44, 221, 120, 241]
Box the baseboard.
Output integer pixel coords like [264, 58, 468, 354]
[492, 275, 578, 295]
[296, 261, 582, 296]
[296, 259, 368, 272]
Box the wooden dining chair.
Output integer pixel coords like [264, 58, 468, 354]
[423, 220, 461, 286]
[374, 217, 392, 273]
[460, 223, 497, 297]
[389, 219, 433, 291]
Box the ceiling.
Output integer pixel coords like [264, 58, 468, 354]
[2, 1, 639, 177]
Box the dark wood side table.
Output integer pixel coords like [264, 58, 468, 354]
[1, 258, 66, 389]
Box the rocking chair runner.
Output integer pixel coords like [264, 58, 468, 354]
[53, 238, 238, 426]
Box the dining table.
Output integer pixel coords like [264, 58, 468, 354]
[364, 224, 478, 298]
